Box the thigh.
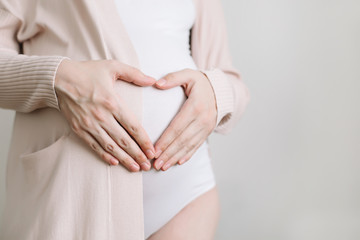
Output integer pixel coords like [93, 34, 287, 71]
[147, 186, 220, 240]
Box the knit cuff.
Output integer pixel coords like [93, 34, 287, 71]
[200, 68, 235, 127]
[0, 54, 68, 112]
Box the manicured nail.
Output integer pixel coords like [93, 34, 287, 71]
[155, 160, 164, 170]
[162, 162, 171, 171]
[131, 163, 140, 172]
[146, 149, 155, 159]
[141, 161, 151, 171]
[155, 150, 162, 159]
[111, 159, 119, 165]
[156, 79, 166, 87]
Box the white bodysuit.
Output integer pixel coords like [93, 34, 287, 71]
[115, 0, 216, 238]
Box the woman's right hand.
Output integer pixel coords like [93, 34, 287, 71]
[54, 59, 155, 172]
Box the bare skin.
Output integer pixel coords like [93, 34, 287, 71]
[55, 59, 156, 171]
[55, 61, 218, 172]
[147, 187, 220, 240]
[55, 60, 220, 238]
[153, 69, 217, 170]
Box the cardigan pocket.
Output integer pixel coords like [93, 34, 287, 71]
[20, 133, 69, 185]
[20, 133, 69, 162]
[17, 133, 74, 239]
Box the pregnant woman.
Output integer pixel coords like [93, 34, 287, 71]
[0, 0, 250, 239]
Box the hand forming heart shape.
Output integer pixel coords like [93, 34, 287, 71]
[55, 59, 217, 172]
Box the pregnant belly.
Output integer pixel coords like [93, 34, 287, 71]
[142, 85, 186, 144]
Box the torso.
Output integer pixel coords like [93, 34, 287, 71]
[116, 0, 197, 143]
[115, 0, 216, 238]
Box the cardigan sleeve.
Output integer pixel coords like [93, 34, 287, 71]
[191, 0, 250, 134]
[0, 7, 66, 113]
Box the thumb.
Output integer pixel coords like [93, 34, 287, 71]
[115, 63, 156, 86]
[155, 70, 192, 90]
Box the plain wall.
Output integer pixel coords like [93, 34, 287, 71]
[1, 0, 359, 239]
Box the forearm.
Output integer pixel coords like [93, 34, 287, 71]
[191, 0, 251, 134]
[202, 68, 250, 134]
[0, 49, 66, 112]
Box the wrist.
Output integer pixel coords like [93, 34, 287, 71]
[55, 58, 74, 88]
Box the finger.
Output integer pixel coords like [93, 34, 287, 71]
[114, 62, 156, 86]
[101, 117, 152, 171]
[113, 99, 155, 159]
[86, 126, 141, 172]
[75, 129, 119, 166]
[155, 69, 194, 93]
[177, 138, 205, 166]
[162, 132, 205, 171]
[154, 99, 195, 159]
[154, 121, 203, 171]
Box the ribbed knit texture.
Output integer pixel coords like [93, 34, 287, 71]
[201, 68, 235, 126]
[0, 0, 251, 239]
[0, 54, 67, 112]
[0, 7, 66, 113]
[191, 0, 250, 134]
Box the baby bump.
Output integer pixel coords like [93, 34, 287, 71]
[142, 85, 186, 144]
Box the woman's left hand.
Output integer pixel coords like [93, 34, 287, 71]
[153, 69, 217, 171]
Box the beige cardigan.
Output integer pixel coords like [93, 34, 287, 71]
[0, 0, 250, 239]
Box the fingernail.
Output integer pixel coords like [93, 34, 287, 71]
[131, 163, 140, 172]
[141, 161, 151, 171]
[178, 157, 186, 165]
[156, 79, 166, 87]
[162, 162, 171, 171]
[155, 160, 164, 170]
[146, 149, 155, 159]
[155, 150, 162, 159]
[111, 159, 119, 165]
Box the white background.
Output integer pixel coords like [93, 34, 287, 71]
[1, 0, 360, 239]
